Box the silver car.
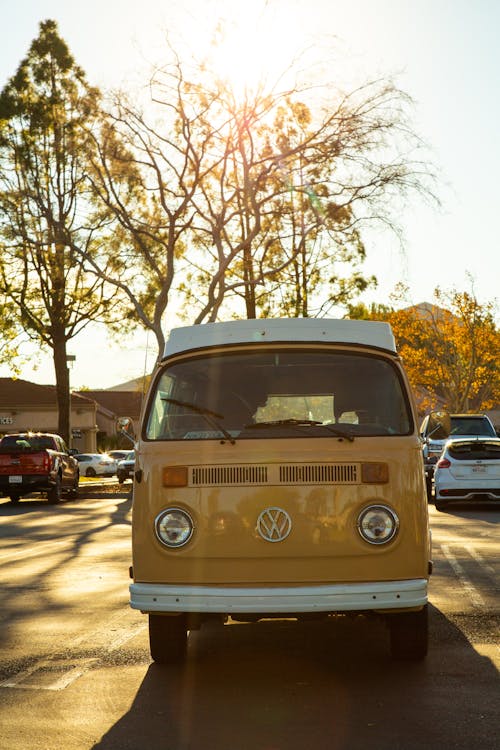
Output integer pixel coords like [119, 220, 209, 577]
[434, 437, 500, 511]
[74, 453, 118, 477]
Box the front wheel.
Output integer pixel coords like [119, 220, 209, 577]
[85, 467, 96, 477]
[389, 605, 428, 661]
[149, 614, 187, 664]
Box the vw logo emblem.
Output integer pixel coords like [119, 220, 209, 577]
[256, 507, 292, 542]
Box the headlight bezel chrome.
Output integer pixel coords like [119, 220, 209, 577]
[155, 507, 194, 548]
[357, 504, 399, 545]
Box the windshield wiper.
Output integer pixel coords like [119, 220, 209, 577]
[246, 419, 323, 428]
[245, 419, 354, 442]
[161, 397, 236, 445]
[321, 424, 355, 442]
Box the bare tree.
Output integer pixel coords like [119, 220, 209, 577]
[81, 42, 437, 362]
[171, 68, 438, 324]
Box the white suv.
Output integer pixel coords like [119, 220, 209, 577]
[420, 413, 497, 499]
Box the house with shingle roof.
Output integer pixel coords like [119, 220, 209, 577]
[0, 378, 143, 451]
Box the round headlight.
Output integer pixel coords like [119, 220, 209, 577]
[155, 508, 194, 548]
[357, 505, 399, 545]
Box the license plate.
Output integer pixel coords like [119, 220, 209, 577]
[472, 466, 486, 474]
[8, 475, 22, 483]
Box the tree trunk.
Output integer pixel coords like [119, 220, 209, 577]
[243, 244, 257, 319]
[53, 338, 70, 446]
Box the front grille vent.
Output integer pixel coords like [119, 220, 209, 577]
[279, 463, 358, 484]
[190, 463, 359, 486]
[191, 465, 268, 486]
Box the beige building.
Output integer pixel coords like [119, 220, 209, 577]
[0, 379, 143, 452]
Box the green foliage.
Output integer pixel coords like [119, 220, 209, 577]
[0, 20, 129, 440]
[0, 292, 23, 372]
[0, 20, 129, 339]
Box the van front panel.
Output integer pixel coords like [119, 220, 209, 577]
[132, 342, 429, 593]
[132, 437, 428, 585]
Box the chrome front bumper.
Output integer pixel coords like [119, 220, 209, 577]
[130, 578, 428, 614]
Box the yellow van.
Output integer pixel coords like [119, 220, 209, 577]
[129, 318, 431, 663]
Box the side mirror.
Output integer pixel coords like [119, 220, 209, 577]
[427, 411, 451, 440]
[117, 416, 136, 445]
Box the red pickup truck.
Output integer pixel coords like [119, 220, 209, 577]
[0, 432, 79, 504]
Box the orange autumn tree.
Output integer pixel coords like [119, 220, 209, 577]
[349, 287, 500, 415]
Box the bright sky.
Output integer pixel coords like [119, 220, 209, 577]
[1, 0, 499, 389]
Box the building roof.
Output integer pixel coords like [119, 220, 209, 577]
[0, 379, 142, 419]
[0, 378, 94, 408]
[76, 390, 143, 418]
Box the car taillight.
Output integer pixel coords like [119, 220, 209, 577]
[437, 458, 451, 468]
[42, 454, 51, 472]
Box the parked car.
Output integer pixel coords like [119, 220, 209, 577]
[108, 450, 131, 462]
[117, 451, 135, 484]
[420, 413, 497, 499]
[74, 453, 117, 477]
[434, 437, 500, 511]
[0, 432, 79, 504]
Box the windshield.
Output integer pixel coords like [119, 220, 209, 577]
[145, 349, 412, 441]
[449, 417, 496, 437]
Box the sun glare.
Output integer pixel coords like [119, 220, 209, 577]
[204, 2, 303, 95]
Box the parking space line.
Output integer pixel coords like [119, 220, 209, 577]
[106, 622, 147, 652]
[463, 543, 497, 580]
[0, 658, 98, 691]
[0, 610, 147, 691]
[440, 544, 485, 607]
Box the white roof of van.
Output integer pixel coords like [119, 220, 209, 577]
[163, 318, 396, 358]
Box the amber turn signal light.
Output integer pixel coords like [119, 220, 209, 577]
[162, 466, 188, 487]
[361, 462, 389, 484]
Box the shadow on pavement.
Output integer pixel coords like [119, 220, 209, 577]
[0, 490, 133, 654]
[92, 605, 499, 750]
[0, 483, 131, 514]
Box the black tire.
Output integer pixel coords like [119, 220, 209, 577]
[9, 494, 20, 504]
[117, 473, 125, 484]
[434, 499, 448, 512]
[425, 475, 433, 502]
[389, 605, 428, 661]
[47, 475, 62, 504]
[85, 467, 96, 477]
[68, 472, 79, 499]
[149, 614, 187, 664]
